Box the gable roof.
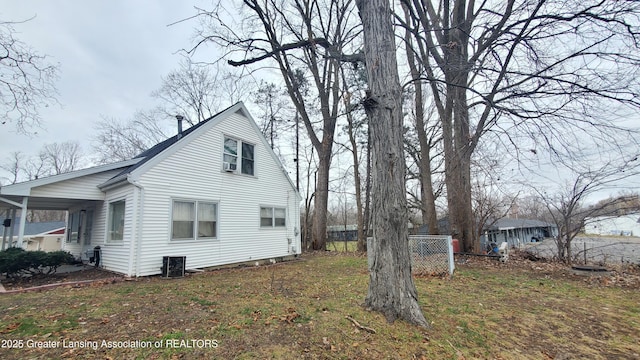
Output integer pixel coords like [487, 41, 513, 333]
[1, 102, 300, 208]
[98, 102, 301, 199]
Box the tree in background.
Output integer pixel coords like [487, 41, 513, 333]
[93, 109, 170, 163]
[193, 0, 361, 250]
[92, 59, 248, 164]
[399, 0, 640, 253]
[531, 157, 640, 263]
[356, 0, 428, 327]
[0, 19, 58, 134]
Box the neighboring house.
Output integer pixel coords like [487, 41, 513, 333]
[481, 218, 558, 249]
[0, 103, 302, 276]
[1, 217, 65, 252]
[327, 225, 359, 242]
[585, 214, 640, 236]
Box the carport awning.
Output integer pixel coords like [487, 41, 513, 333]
[0, 195, 99, 211]
[0, 159, 140, 248]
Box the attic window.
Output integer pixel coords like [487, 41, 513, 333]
[223, 136, 254, 175]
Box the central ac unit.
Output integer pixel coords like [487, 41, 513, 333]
[223, 162, 237, 172]
[162, 256, 186, 278]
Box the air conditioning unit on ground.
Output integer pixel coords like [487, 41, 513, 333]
[223, 162, 237, 172]
[162, 256, 186, 278]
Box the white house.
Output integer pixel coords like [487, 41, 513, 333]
[585, 214, 640, 237]
[0, 102, 302, 276]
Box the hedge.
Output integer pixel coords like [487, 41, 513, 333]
[0, 247, 76, 278]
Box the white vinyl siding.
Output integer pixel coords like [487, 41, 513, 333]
[102, 109, 301, 276]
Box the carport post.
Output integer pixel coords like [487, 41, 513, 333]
[1, 209, 8, 250]
[16, 197, 28, 249]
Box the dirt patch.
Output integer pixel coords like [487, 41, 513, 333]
[1, 266, 122, 291]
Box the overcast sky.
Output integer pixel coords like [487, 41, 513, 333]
[1, 1, 637, 203]
[1, 1, 210, 170]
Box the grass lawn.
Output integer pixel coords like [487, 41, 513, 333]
[0, 253, 638, 359]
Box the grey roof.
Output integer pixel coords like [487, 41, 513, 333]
[487, 218, 555, 231]
[1, 217, 65, 236]
[99, 103, 236, 189]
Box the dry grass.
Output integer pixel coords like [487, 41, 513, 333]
[0, 253, 639, 359]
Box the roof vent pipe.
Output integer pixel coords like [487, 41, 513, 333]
[176, 115, 184, 139]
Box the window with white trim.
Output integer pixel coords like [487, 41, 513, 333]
[172, 200, 218, 240]
[67, 210, 83, 243]
[107, 200, 125, 243]
[260, 206, 286, 228]
[223, 136, 255, 175]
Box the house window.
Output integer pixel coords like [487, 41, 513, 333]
[172, 200, 218, 240]
[241, 143, 254, 175]
[223, 136, 255, 175]
[67, 210, 83, 243]
[198, 202, 217, 238]
[107, 200, 125, 243]
[260, 206, 286, 228]
[223, 137, 238, 171]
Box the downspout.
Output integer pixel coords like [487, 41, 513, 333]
[127, 175, 145, 277]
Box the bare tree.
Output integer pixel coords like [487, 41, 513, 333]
[357, 0, 428, 327]
[40, 141, 84, 175]
[153, 59, 227, 125]
[93, 108, 170, 163]
[253, 81, 290, 150]
[0, 19, 58, 134]
[399, 0, 640, 253]
[192, 0, 361, 250]
[532, 157, 640, 263]
[0, 151, 23, 184]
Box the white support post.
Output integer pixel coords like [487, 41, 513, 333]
[17, 197, 28, 249]
[1, 209, 9, 250]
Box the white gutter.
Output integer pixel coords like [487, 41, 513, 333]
[127, 175, 145, 277]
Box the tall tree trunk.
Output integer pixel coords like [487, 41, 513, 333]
[362, 128, 372, 252]
[311, 149, 331, 250]
[402, 14, 439, 234]
[346, 106, 365, 252]
[356, 0, 429, 327]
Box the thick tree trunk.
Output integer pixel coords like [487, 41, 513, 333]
[356, 0, 429, 327]
[311, 150, 331, 250]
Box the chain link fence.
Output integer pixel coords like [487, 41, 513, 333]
[367, 235, 455, 276]
[409, 235, 455, 276]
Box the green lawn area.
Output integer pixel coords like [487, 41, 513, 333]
[0, 253, 638, 359]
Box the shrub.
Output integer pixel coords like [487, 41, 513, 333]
[0, 248, 76, 278]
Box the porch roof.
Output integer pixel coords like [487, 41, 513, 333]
[0, 158, 140, 211]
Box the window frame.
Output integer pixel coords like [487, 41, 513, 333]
[170, 199, 219, 241]
[223, 135, 255, 176]
[223, 137, 238, 171]
[106, 200, 126, 244]
[259, 206, 287, 228]
[66, 210, 83, 244]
